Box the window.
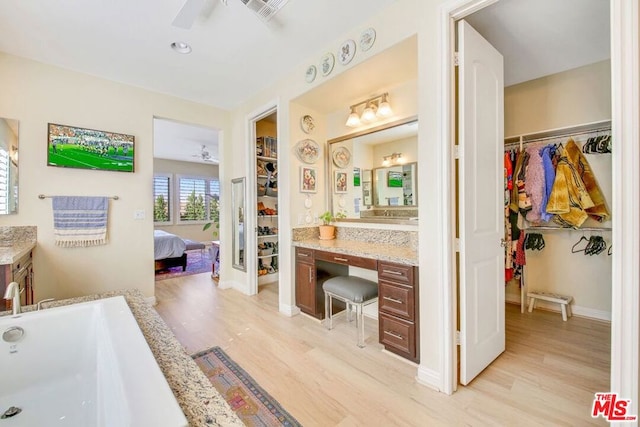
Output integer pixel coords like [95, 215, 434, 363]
[153, 174, 172, 224]
[0, 147, 9, 215]
[176, 175, 220, 224]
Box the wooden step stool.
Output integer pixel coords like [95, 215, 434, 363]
[527, 291, 573, 321]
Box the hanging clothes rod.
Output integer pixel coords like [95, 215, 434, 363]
[504, 119, 612, 149]
[38, 194, 119, 200]
[526, 226, 611, 232]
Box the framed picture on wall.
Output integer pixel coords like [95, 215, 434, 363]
[47, 123, 135, 172]
[300, 166, 317, 193]
[334, 171, 348, 193]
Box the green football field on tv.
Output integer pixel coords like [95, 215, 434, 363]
[48, 143, 134, 172]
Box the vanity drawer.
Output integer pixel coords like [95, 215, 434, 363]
[296, 247, 314, 263]
[379, 280, 415, 320]
[378, 261, 414, 285]
[314, 250, 377, 270]
[379, 313, 416, 360]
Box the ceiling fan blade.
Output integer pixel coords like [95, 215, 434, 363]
[172, 0, 207, 29]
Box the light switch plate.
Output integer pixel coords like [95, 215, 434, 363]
[134, 209, 145, 220]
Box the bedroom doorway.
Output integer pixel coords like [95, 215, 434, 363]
[152, 117, 222, 281]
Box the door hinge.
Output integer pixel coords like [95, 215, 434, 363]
[454, 238, 460, 252]
[456, 330, 461, 345]
[454, 145, 461, 159]
[454, 52, 459, 67]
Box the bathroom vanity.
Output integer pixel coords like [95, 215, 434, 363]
[0, 226, 36, 310]
[293, 232, 419, 363]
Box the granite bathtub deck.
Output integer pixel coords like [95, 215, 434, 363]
[293, 238, 418, 266]
[1, 290, 243, 427]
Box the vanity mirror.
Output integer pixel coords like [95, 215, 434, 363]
[327, 117, 418, 223]
[0, 118, 19, 215]
[231, 177, 246, 271]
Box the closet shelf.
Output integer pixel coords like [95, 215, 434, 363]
[527, 226, 612, 232]
[257, 155, 278, 162]
[505, 119, 611, 146]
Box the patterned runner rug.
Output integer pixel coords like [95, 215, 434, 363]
[192, 346, 301, 427]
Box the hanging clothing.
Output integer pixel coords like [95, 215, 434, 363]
[546, 139, 609, 228]
[524, 146, 545, 223]
[539, 145, 556, 222]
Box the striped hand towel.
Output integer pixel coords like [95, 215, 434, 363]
[52, 196, 108, 247]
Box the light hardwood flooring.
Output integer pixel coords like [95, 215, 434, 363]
[155, 273, 610, 426]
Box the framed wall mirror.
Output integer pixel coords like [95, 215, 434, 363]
[327, 117, 418, 223]
[0, 118, 19, 215]
[231, 177, 246, 271]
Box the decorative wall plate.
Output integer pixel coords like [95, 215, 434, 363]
[320, 52, 335, 76]
[338, 39, 356, 65]
[300, 115, 315, 134]
[332, 146, 351, 168]
[295, 139, 320, 164]
[360, 28, 376, 52]
[305, 65, 317, 83]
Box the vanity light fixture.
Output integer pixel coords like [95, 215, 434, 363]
[345, 93, 393, 127]
[170, 41, 192, 54]
[382, 152, 404, 166]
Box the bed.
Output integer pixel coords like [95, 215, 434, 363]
[154, 230, 188, 272]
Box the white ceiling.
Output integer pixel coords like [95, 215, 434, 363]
[466, 0, 610, 87]
[153, 118, 220, 164]
[0, 0, 610, 162]
[0, 0, 395, 110]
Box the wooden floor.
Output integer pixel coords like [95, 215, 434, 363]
[155, 273, 610, 426]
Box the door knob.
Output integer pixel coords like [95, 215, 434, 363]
[500, 238, 507, 247]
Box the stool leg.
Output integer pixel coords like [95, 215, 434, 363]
[325, 293, 333, 330]
[561, 304, 568, 321]
[528, 297, 536, 313]
[346, 302, 352, 322]
[356, 303, 365, 348]
[566, 303, 572, 318]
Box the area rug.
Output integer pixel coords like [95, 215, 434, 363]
[155, 250, 212, 281]
[192, 346, 301, 427]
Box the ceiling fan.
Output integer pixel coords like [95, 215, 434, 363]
[192, 145, 216, 162]
[172, 0, 289, 29]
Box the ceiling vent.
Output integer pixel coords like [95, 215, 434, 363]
[239, 0, 289, 21]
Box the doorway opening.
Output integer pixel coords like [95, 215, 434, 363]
[452, 0, 613, 396]
[248, 107, 280, 298]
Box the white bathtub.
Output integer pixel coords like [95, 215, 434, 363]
[0, 296, 187, 426]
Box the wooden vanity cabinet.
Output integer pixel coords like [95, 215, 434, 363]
[1, 250, 34, 310]
[295, 247, 319, 318]
[378, 260, 419, 363]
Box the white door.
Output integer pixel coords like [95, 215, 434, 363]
[457, 19, 505, 385]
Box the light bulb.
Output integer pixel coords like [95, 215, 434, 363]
[361, 102, 377, 122]
[377, 95, 392, 117]
[382, 157, 390, 166]
[345, 107, 361, 127]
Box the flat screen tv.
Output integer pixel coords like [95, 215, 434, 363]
[387, 171, 403, 188]
[47, 123, 135, 172]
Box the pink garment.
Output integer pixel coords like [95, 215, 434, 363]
[524, 146, 545, 223]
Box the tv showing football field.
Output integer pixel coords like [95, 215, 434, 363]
[47, 123, 135, 172]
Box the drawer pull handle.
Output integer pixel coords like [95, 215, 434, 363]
[383, 296, 403, 304]
[384, 330, 404, 340]
[382, 269, 403, 276]
[334, 257, 348, 262]
[298, 253, 310, 257]
[309, 269, 313, 282]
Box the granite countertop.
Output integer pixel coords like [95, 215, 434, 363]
[1, 290, 243, 427]
[293, 238, 418, 266]
[0, 240, 36, 265]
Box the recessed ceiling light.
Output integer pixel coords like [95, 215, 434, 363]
[171, 42, 192, 54]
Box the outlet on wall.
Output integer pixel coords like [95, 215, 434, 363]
[134, 209, 145, 220]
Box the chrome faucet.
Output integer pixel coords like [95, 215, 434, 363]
[3, 282, 21, 316]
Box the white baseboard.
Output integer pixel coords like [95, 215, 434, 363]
[416, 365, 443, 392]
[506, 294, 611, 322]
[144, 295, 157, 306]
[279, 303, 300, 317]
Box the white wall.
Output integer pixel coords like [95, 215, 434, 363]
[504, 61, 612, 319]
[0, 52, 229, 301]
[153, 158, 220, 242]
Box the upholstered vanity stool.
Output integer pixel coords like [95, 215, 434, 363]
[322, 276, 378, 348]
